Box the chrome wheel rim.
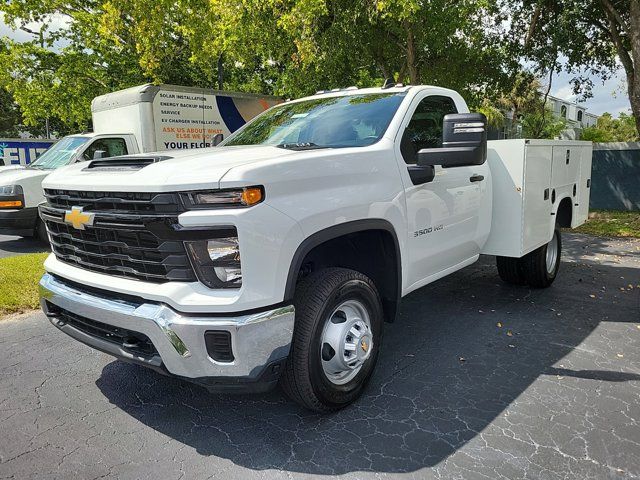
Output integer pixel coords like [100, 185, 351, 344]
[320, 299, 373, 385]
[546, 231, 559, 274]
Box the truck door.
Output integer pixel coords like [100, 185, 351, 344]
[395, 94, 490, 290]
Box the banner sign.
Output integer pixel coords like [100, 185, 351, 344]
[0, 139, 56, 166]
[152, 91, 279, 150]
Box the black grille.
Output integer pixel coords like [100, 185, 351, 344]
[47, 301, 158, 358]
[44, 189, 183, 215]
[41, 189, 197, 283]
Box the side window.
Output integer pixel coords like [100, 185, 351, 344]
[82, 138, 128, 161]
[400, 95, 458, 164]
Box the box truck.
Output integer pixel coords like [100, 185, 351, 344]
[38, 84, 592, 411]
[0, 84, 281, 239]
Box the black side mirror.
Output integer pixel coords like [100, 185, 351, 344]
[417, 113, 487, 168]
[92, 150, 107, 160]
[212, 133, 224, 146]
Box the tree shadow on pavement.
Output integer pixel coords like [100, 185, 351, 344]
[96, 253, 640, 475]
[562, 232, 640, 266]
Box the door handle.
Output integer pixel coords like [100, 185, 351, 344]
[470, 174, 484, 182]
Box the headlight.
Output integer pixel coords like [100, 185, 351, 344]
[0, 185, 24, 209]
[181, 186, 264, 209]
[0, 185, 18, 196]
[185, 233, 242, 288]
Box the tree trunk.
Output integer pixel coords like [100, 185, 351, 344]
[538, 66, 555, 138]
[405, 21, 419, 84]
[370, 44, 392, 81]
[629, 0, 640, 134]
[603, 0, 640, 133]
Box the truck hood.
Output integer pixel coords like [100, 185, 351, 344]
[0, 167, 50, 186]
[42, 145, 299, 191]
[0, 165, 26, 173]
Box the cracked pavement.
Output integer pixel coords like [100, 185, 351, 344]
[1, 233, 639, 479]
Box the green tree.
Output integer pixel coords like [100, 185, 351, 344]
[581, 112, 640, 141]
[0, 88, 22, 137]
[476, 99, 506, 129]
[521, 105, 567, 139]
[0, 1, 214, 131]
[105, 0, 515, 100]
[2, 0, 516, 129]
[496, 72, 544, 137]
[506, 0, 640, 135]
[477, 71, 560, 138]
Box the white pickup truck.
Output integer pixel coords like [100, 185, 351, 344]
[0, 84, 279, 239]
[38, 85, 592, 412]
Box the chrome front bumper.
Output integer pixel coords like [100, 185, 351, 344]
[39, 273, 295, 387]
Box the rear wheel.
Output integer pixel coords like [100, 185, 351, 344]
[521, 229, 561, 288]
[280, 267, 383, 412]
[496, 256, 527, 285]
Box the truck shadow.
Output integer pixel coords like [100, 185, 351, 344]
[0, 236, 49, 256]
[96, 246, 639, 475]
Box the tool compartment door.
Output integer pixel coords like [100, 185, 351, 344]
[574, 144, 593, 227]
[551, 146, 581, 188]
[522, 145, 553, 254]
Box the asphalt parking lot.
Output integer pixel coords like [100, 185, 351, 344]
[0, 234, 48, 259]
[1, 233, 639, 479]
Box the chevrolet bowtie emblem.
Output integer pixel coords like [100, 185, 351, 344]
[64, 206, 95, 230]
[360, 338, 369, 353]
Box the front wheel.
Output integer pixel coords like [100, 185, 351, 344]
[280, 267, 383, 412]
[35, 219, 49, 244]
[521, 229, 561, 288]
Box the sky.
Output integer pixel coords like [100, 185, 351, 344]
[550, 69, 630, 117]
[0, 16, 633, 117]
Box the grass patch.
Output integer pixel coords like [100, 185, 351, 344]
[572, 210, 640, 238]
[0, 253, 49, 316]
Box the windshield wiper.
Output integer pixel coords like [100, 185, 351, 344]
[276, 142, 327, 151]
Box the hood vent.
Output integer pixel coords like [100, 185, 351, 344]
[85, 155, 173, 172]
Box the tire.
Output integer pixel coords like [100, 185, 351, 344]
[280, 267, 384, 412]
[521, 229, 561, 288]
[36, 219, 49, 244]
[496, 256, 527, 285]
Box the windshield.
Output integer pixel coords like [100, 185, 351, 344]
[28, 136, 89, 170]
[225, 92, 407, 149]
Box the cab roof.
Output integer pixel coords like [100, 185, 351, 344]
[290, 85, 459, 104]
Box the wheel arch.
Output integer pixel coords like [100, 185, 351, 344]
[554, 196, 573, 228]
[284, 219, 402, 322]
